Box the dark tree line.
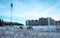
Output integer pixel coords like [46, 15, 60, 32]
[0, 19, 3, 26]
[0, 19, 23, 26]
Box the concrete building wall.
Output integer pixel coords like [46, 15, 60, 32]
[26, 17, 59, 26]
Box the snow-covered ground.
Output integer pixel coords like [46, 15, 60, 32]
[0, 26, 60, 38]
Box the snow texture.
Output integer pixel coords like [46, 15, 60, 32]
[0, 26, 60, 38]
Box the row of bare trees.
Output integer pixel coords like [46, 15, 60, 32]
[0, 19, 23, 26]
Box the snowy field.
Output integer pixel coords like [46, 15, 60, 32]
[0, 26, 60, 38]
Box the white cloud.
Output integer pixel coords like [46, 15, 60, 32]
[0, 2, 58, 20]
[52, 13, 60, 21]
[0, 0, 60, 24]
[42, 4, 57, 14]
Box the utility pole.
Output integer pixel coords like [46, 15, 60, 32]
[11, 2, 13, 25]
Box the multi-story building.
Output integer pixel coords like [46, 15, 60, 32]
[39, 18, 48, 25]
[55, 21, 60, 25]
[47, 18, 55, 25]
[39, 17, 55, 25]
[26, 20, 39, 26]
[26, 17, 56, 26]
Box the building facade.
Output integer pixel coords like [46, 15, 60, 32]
[39, 18, 48, 25]
[26, 20, 39, 26]
[26, 17, 58, 26]
[55, 21, 60, 25]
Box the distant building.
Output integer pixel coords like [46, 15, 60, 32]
[26, 20, 39, 26]
[47, 17, 55, 25]
[26, 20, 32, 26]
[55, 21, 60, 25]
[55, 21, 60, 32]
[39, 17, 55, 25]
[26, 17, 57, 26]
[39, 18, 48, 25]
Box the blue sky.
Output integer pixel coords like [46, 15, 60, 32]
[0, 0, 60, 24]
